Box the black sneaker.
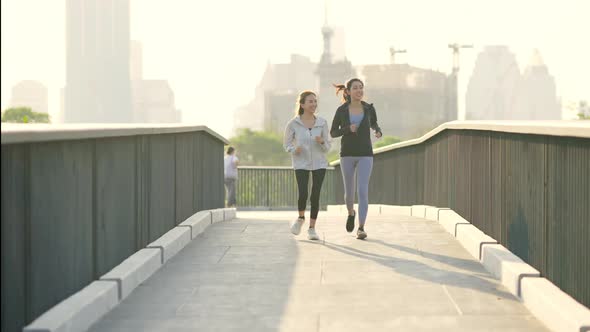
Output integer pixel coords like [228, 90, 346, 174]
[346, 212, 355, 233]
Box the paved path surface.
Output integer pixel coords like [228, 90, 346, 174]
[89, 211, 548, 332]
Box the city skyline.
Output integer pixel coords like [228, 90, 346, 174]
[2, 0, 589, 137]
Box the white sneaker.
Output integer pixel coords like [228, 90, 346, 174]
[290, 217, 305, 235]
[307, 228, 320, 240]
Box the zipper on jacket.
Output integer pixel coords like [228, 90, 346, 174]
[309, 128, 313, 169]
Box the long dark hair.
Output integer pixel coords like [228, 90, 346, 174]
[296, 90, 316, 115]
[333, 78, 364, 103]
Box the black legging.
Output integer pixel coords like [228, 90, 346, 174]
[295, 168, 327, 219]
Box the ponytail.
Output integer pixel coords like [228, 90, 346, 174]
[334, 78, 363, 104]
[333, 83, 350, 103]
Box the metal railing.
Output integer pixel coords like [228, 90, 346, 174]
[332, 121, 590, 308]
[236, 166, 338, 209]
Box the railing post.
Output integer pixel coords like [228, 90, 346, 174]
[266, 169, 270, 209]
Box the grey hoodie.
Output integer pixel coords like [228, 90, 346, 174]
[283, 115, 331, 170]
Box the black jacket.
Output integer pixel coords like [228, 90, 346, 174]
[330, 101, 382, 157]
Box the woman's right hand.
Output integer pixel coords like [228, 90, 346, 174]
[350, 124, 358, 133]
[294, 146, 302, 155]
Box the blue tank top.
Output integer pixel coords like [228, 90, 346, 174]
[349, 112, 364, 127]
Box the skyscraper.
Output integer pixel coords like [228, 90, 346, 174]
[64, 0, 132, 123]
[130, 40, 143, 82]
[465, 46, 521, 120]
[129, 40, 179, 123]
[514, 50, 561, 120]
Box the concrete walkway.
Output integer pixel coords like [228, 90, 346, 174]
[89, 211, 548, 332]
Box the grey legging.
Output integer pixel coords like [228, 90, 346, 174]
[340, 156, 373, 225]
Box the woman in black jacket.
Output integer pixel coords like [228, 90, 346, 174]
[330, 78, 382, 239]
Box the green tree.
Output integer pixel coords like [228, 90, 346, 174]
[229, 128, 290, 166]
[374, 135, 403, 149]
[1, 107, 50, 123]
[576, 101, 589, 120]
[327, 150, 340, 163]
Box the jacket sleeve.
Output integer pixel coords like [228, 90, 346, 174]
[283, 121, 296, 153]
[319, 121, 332, 152]
[370, 105, 382, 136]
[330, 110, 351, 138]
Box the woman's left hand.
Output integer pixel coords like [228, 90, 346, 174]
[315, 136, 324, 144]
[375, 131, 382, 139]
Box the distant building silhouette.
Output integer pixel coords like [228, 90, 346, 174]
[466, 46, 521, 120]
[361, 64, 456, 139]
[10, 80, 48, 114]
[131, 80, 179, 123]
[129, 41, 179, 123]
[514, 50, 561, 120]
[235, 22, 456, 141]
[234, 54, 317, 134]
[316, 23, 355, 138]
[234, 21, 356, 138]
[64, 0, 132, 123]
[330, 26, 347, 63]
[264, 91, 298, 133]
[466, 46, 559, 120]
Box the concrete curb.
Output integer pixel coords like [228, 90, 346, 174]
[222, 207, 237, 220]
[23, 281, 119, 332]
[99, 248, 162, 301]
[325, 204, 384, 215]
[455, 224, 497, 260]
[368, 204, 382, 214]
[438, 209, 471, 236]
[410, 205, 432, 218]
[521, 277, 590, 332]
[424, 207, 451, 221]
[211, 208, 224, 223]
[21, 208, 229, 332]
[329, 203, 590, 331]
[379, 204, 590, 332]
[178, 211, 212, 239]
[147, 227, 191, 264]
[380, 205, 412, 216]
[481, 244, 540, 297]
[326, 205, 343, 213]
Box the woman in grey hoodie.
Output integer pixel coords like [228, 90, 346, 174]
[283, 91, 331, 240]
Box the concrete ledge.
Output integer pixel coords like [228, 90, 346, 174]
[222, 207, 237, 220]
[346, 204, 380, 214]
[380, 205, 412, 216]
[179, 211, 212, 239]
[521, 277, 590, 332]
[326, 204, 382, 215]
[327, 205, 344, 213]
[147, 227, 191, 263]
[99, 248, 161, 301]
[424, 207, 451, 221]
[481, 244, 540, 297]
[1, 123, 230, 145]
[438, 209, 470, 236]
[368, 204, 381, 214]
[455, 224, 497, 260]
[211, 209, 224, 224]
[23, 280, 118, 332]
[410, 205, 432, 218]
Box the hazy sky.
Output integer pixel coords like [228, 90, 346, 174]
[2, 0, 589, 137]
